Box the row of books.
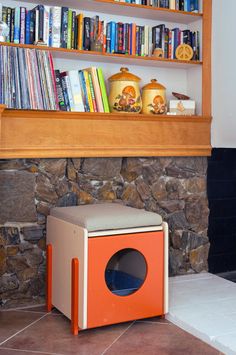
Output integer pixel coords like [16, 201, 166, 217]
[55, 68, 110, 113]
[0, 45, 109, 112]
[0, 45, 58, 110]
[114, 0, 199, 12]
[0, 5, 200, 60]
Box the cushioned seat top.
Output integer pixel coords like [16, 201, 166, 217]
[50, 203, 162, 232]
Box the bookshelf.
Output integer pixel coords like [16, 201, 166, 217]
[0, 0, 212, 158]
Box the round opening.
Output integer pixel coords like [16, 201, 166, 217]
[105, 248, 147, 297]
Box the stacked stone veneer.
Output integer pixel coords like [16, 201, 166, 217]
[0, 157, 209, 308]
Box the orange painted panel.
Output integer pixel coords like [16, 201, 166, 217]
[87, 231, 164, 328]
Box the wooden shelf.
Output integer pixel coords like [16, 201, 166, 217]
[23, 0, 202, 24]
[0, 42, 202, 69]
[0, 105, 212, 158]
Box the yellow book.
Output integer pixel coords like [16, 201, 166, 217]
[83, 70, 94, 112]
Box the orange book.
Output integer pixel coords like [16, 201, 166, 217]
[132, 23, 136, 56]
[77, 13, 83, 50]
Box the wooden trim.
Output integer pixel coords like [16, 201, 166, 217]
[71, 258, 79, 336]
[94, 0, 203, 17]
[0, 42, 202, 69]
[0, 109, 212, 158]
[46, 244, 53, 313]
[202, 0, 212, 116]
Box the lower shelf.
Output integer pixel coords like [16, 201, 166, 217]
[0, 105, 212, 158]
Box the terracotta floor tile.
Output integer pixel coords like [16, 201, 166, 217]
[0, 349, 49, 355]
[0, 311, 45, 344]
[2, 314, 133, 355]
[105, 321, 222, 355]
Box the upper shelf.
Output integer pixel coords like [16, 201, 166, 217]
[22, 0, 203, 24]
[0, 42, 202, 69]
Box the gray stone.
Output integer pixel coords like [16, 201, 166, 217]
[0, 227, 20, 246]
[168, 211, 189, 231]
[39, 159, 66, 178]
[56, 192, 77, 207]
[185, 196, 209, 229]
[0, 171, 37, 223]
[0, 159, 26, 170]
[166, 165, 196, 179]
[19, 242, 35, 252]
[158, 200, 185, 213]
[184, 177, 207, 195]
[36, 201, 51, 216]
[55, 178, 70, 197]
[142, 164, 163, 184]
[36, 174, 58, 204]
[166, 178, 186, 200]
[121, 158, 143, 182]
[17, 267, 37, 281]
[82, 158, 122, 179]
[0, 275, 19, 293]
[24, 248, 43, 267]
[21, 225, 44, 242]
[169, 247, 185, 276]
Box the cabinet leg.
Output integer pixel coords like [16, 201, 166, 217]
[71, 258, 79, 335]
[46, 244, 52, 312]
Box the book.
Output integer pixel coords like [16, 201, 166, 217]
[85, 67, 104, 112]
[68, 70, 85, 112]
[97, 68, 110, 113]
[51, 7, 61, 48]
[83, 70, 94, 112]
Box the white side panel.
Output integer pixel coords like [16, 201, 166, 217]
[88, 225, 163, 237]
[47, 216, 88, 329]
[162, 222, 169, 314]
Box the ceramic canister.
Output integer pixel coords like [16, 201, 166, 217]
[108, 67, 142, 113]
[141, 79, 167, 115]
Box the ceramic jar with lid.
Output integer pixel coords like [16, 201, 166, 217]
[141, 79, 167, 115]
[108, 67, 142, 113]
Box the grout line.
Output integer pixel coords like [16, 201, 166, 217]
[135, 320, 171, 325]
[0, 347, 62, 355]
[0, 309, 47, 315]
[0, 304, 46, 312]
[0, 313, 49, 347]
[100, 321, 135, 355]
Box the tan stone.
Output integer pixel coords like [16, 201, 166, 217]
[0, 246, 7, 276]
[17, 267, 37, 281]
[6, 246, 19, 256]
[121, 158, 142, 182]
[185, 177, 206, 194]
[67, 160, 77, 181]
[39, 159, 66, 178]
[151, 178, 168, 201]
[36, 174, 58, 204]
[38, 238, 46, 251]
[190, 243, 210, 273]
[136, 179, 151, 201]
[121, 184, 144, 209]
[78, 190, 94, 204]
[98, 183, 116, 201]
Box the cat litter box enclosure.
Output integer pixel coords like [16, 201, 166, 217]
[46, 203, 168, 333]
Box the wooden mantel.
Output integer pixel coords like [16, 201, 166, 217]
[0, 105, 211, 158]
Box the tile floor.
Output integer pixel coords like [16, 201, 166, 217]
[167, 273, 236, 355]
[0, 305, 220, 355]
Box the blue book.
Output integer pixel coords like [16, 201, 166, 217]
[184, 0, 191, 11]
[25, 10, 31, 44]
[13, 7, 21, 44]
[78, 70, 89, 112]
[106, 23, 111, 53]
[114, 23, 118, 53]
[110, 21, 116, 53]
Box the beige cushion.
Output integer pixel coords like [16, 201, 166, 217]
[50, 203, 162, 232]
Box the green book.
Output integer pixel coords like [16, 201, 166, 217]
[97, 68, 110, 113]
[67, 9, 72, 49]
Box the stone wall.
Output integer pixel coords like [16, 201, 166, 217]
[0, 157, 209, 308]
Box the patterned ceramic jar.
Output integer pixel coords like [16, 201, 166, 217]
[108, 68, 142, 114]
[141, 79, 167, 115]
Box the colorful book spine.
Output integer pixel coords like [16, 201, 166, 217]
[13, 7, 20, 44]
[97, 68, 110, 113]
[61, 7, 69, 48]
[68, 70, 85, 112]
[88, 72, 98, 112]
[67, 9, 72, 49]
[83, 70, 94, 112]
[20, 7, 26, 44]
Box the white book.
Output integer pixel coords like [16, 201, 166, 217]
[35, 9, 39, 43]
[43, 6, 50, 46]
[68, 70, 85, 112]
[51, 7, 61, 48]
[64, 73, 75, 111]
[0, 4, 2, 22]
[170, 0, 175, 10]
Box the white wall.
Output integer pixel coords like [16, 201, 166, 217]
[212, 0, 236, 147]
